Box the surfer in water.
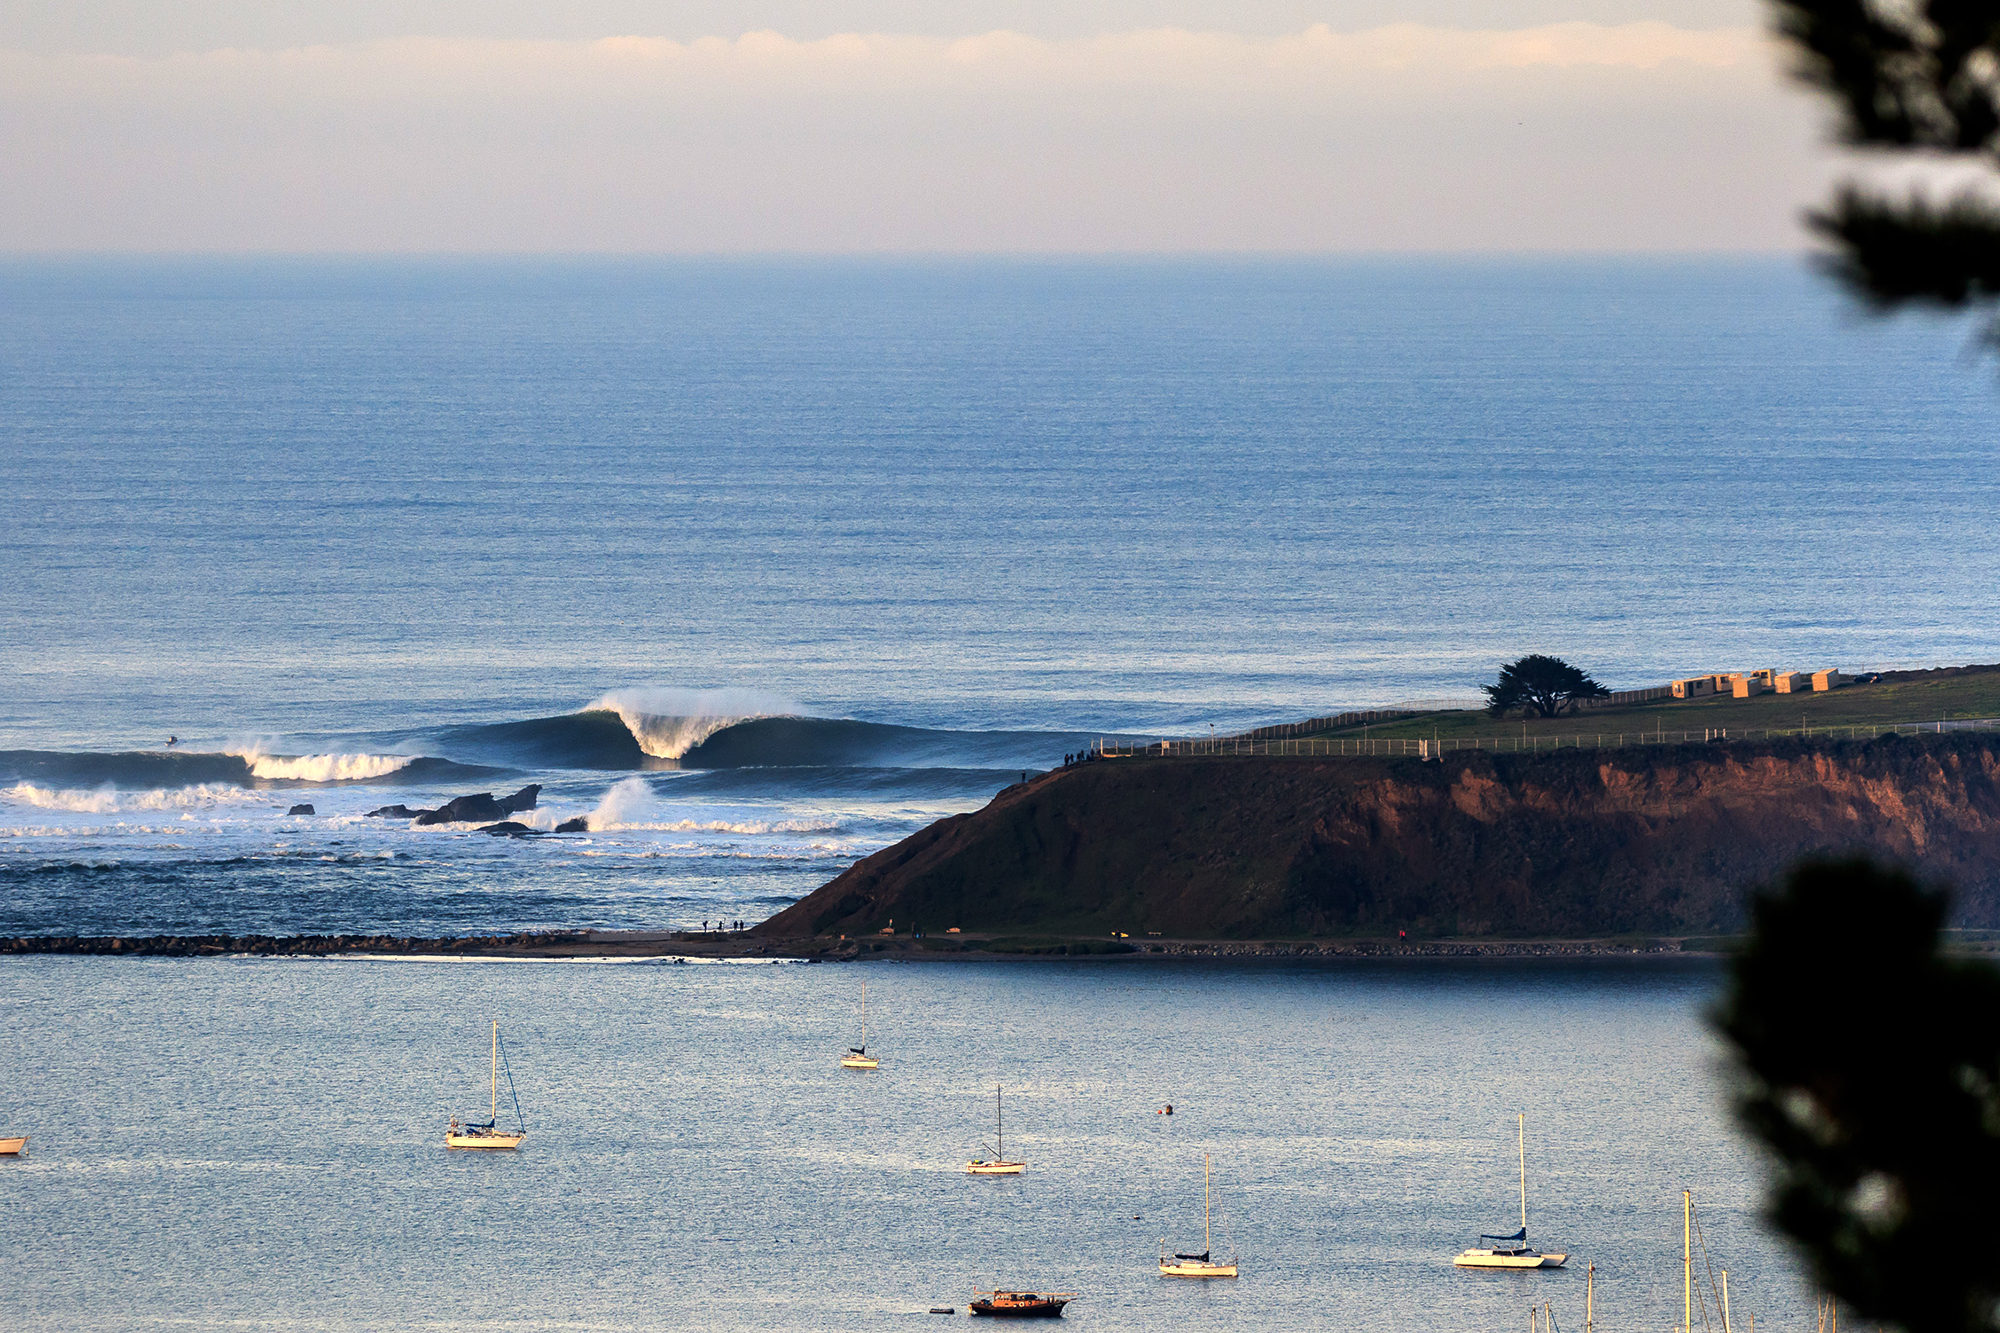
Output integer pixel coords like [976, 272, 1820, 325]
[165, 735, 178, 747]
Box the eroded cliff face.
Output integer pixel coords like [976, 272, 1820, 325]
[757, 734, 2000, 940]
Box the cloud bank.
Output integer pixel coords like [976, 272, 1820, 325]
[0, 23, 1827, 251]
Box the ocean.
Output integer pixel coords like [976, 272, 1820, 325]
[3, 256, 1996, 939]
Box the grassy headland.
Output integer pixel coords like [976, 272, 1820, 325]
[760, 729, 2000, 944]
[1293, 664, 2000, 746]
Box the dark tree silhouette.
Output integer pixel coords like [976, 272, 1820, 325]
[1773, 1, 2000, 326]
[1715, 857, 2000, 1333]
[1481, 655, 1610, 717]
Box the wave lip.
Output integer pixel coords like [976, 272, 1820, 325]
[586, 686, 796, 760]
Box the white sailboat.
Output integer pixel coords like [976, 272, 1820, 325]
[840, 980, 879, 1069]
[966, 1085, 1025, 1174]
[446, 1020, 526, 1150]
[1454, 1113, 1566, 1268]
[1160, 1154, 1238, 1277]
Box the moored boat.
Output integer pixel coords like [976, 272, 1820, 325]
[840, 980, 879, 1069]
[0, 1135, 26, 1155]
[1160, 1153, 1239, 1277]
[966, 1084, 1025, 1174]
[1454, 1113, 1566, 1269]
[969, 1289, 1074, 1317]
[446, 1020, 527, 1150]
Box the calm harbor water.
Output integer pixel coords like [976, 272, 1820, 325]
[1, 955, 1815, 1333]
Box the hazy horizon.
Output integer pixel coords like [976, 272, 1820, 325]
[0, 2, 1846, 254]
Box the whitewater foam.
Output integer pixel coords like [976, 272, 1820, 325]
[567, 775, 839, 834]
[227, 748, 415, 783]
[582, 776, 655, 831]
[586, 686, 796, 760]
[3, 782, 273, 814]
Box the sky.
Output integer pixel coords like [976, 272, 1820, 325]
[0, 1, 1845, 252]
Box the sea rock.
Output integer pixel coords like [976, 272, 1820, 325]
[553, 817, 590, 834]
[412, 785, 542, 826]
[477, 821, 534, 835]
[366, 804, 423, 818]
[286, 803, 315, 816]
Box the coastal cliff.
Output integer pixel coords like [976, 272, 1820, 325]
[758, 733, 2000, 940]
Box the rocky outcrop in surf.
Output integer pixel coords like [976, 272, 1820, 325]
[758, 733, 2000, 940]
[367, 785, 541, 825]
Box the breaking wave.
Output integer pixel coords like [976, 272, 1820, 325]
[584, 687, 796, 759]
[227, 748, 415, 783]
[4, 782, 272, 814]
[0, 691, 1120, 794]
[433, 703, 1099, 772]
[0, 748, 495, 792]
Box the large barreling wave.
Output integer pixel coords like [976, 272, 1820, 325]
[429, 687, 1108, 772]
[0, 687, 1128, 799]
[588, 686, 796, 760]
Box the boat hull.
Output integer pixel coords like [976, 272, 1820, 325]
[966, 1161, 1025, 1174]
[840, 1055, 879, 1069]
[1160, 1261, 1237, 1278]
[0, 1136, 26, 1155]
[1455, 1250, 1567, 1269]
[446, 1132, 525, 1150]
[969, 1298, 1068, 1317]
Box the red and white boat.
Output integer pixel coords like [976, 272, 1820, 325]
[969, 1289, 1073, 1318]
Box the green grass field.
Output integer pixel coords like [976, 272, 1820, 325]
[1298, 665, 2000, 745]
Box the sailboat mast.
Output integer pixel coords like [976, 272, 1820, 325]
[1684, 1190, 1693, 1333]
[489, 1021, 499, 1123]
[1586, 1262, 1595, 1333]
[996, 1085, 1003, 1159]
[1204, 1153, 1213, 1254]
[1518, 1113, 1528, 1233]
[1722, 1270, 1733, 1333]
[861, 981, 867, 1048]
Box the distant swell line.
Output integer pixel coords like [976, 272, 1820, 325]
[0, 749, 501, 792]
[436, 709, 1094, 771]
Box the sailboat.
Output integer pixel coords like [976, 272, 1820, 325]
[966, 1085, 1025, 1174]
[0, 1135, 26, 1155]
[1159, 1154, 1239, 1277]
[1454, 1113, 1566, 1268]
[446, 1020, 526, 1150]
[840, 981, 879, 1069]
